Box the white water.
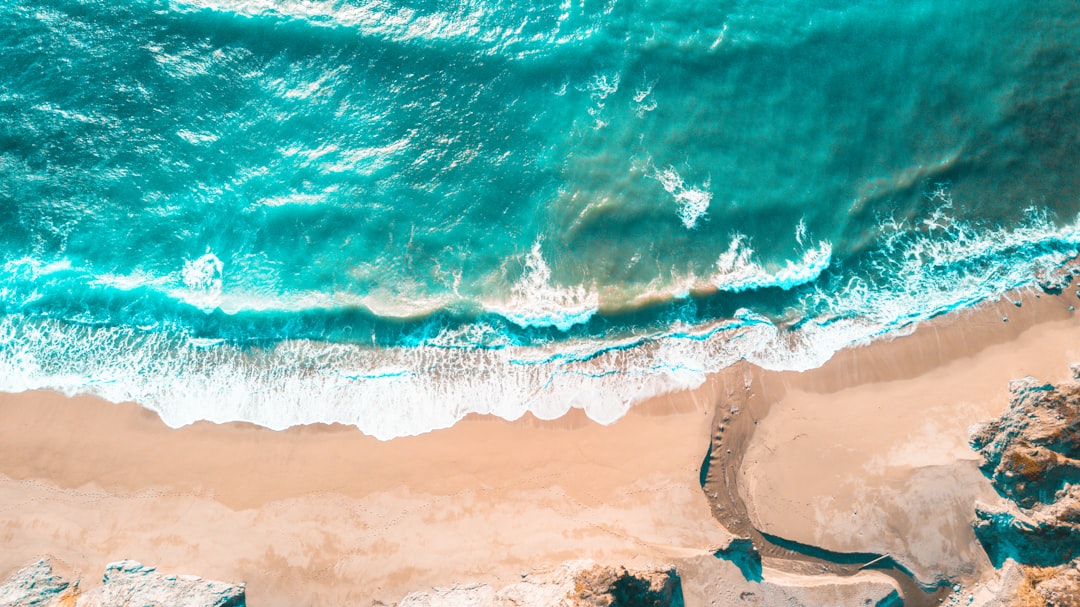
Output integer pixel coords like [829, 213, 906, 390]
[1, 209, 1078, 439]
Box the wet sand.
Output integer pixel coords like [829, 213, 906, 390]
[2, 284, 1079, 605]
[0, 378, 731, 605]
[736, 287, 1080, 587]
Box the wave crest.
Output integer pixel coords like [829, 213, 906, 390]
[712, 234, 833, 293]
[2, 204, 1079, 439]
[178, 251, 224, 311]
[485, 240, 599, 331]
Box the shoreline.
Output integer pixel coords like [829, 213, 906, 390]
[0, 376, 731, 605]
[693, 285, 1079, 606]
[8, 274, 1071, 442]
[2, 282, 1079, 604]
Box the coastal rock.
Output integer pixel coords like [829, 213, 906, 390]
[973, 485, 1080, 567]
[568, 564, 679, 607]
[970, 374, 1080, 566]
[1034, 265, 1080, 295]
[0, 560, 71, 607]
[997, 559, 1080, 607]
[77, 560, 245, 607]
[397, 561, 681, 607]
[0, 559, 244, 607]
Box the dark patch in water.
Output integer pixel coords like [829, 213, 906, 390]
[712, 538, 763, 582]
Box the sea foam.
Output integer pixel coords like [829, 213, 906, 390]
[178, 251, 224, 311]
[485, 240, 599, 331]
[654, 166, 712, 229]
[1, 208, 1077, 439]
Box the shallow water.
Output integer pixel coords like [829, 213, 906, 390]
[2, 0, 1080, 437]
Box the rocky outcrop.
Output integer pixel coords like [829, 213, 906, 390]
[77, 561, 245, 607]
[973, 486, 1080, 568]
[398, 561, 682, 607]
[0, 559, 245, 607]
[970, 372, 1080, 567]
[1012, 560, 1080, 607]
[568, 564, 680, 607]
[0, 561, 71, 607]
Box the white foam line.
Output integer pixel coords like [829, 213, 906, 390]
[1, 207, 1078, 439]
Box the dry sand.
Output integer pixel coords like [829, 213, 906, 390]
[2, 285, 1080, 605]
[0, 379, 731, 605]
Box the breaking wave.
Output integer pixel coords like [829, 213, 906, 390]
[1, 206, 1077, 439]
[5, 0, 1080, 440]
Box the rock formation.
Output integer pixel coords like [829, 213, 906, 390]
[397, 561, 682, 607]
[0, 559, 245, 607]
[1010, 560, 1080, 607]
[568, 564, 681, 607]
[970, 373, 1080, 568]
[0, 560, 70, 607]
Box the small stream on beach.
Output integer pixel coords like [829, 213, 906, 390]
[699, 377, 951, 607]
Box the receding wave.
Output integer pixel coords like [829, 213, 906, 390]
[1, 205, 1077, 439]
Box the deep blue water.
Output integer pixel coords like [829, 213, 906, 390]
[2, 0, 1080, 437]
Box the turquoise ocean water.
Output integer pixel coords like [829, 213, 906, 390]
[2, 0, 1080, 438]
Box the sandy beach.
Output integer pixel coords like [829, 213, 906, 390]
[2, 285, 1079, 605]
[0, 376, 732, 605]
[740, 289, 1080, 585]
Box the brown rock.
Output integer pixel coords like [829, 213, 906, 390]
[971, 374, 1080, 568]
[1012, 561, 1080, 607]
[568, 565, 680, 607]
